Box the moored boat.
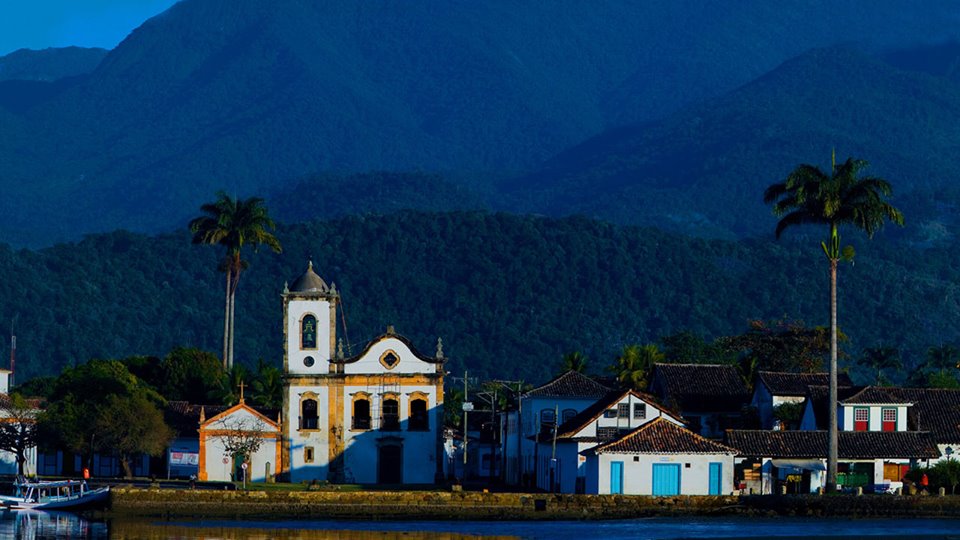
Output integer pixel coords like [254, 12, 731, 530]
[1, 479, 109, 511]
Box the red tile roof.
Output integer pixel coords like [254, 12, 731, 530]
[591, 418, 737, 455]
[725, 429, 940, 459]
[888, 388, 960, 443]
[650, 363, 750, 413]
[525, 370, 612, 399]
[757, 371, 853, 397]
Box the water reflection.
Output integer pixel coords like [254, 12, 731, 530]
[0, 510, 107, 539]
[3, 512, 960, 540]
[110, 520, 516, 540]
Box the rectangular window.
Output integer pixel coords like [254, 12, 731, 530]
[881, 408, 897, 432]
[603, 409, 617, 418]
[634, 404, 646, 419]
[854, 407, 869, 431]
[617, 404, 630, 418]
[597, 427, 619, 440]
[304, 446, 314, 463]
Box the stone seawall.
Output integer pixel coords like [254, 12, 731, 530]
[107, 489, 960, 520]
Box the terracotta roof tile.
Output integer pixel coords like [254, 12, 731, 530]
[840, 386, 912, 405]
[888, 388, 960, 443]
[525, 370, 612, 399]
[650, 363, 750, 413]
[725, 429, 940, 459]
[593, 418, 737, 455]
[757, 371, 853, 396]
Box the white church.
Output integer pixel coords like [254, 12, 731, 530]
[281, 262, 446, 484]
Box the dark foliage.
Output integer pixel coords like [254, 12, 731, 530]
[1, 211, 958, 387]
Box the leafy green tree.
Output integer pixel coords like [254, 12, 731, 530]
[159, 347, 224, 404]
[36, 359, 168, 475]
[611, 344, 663, 390]
[772, 401, 805, 430]
[660, 331, 732, 364]
[858, 346, 901, 385]
[251, 359, 283, 409]
[927, 344, 960, 377]
[719, 319, 838, 376]
[212, 364, 252, 406]
[0, 393, 39, 476]
[189, 192, 282, 369]
[444, 387, 464, 429]
[119, 355, 164, 390]
[764, 154, 903, 492]
[560, 351, 588, 374]
[94, 394, 173, 478]
[14, 377, 56, 400]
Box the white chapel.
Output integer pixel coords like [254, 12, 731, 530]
[281, 262, 446, 484]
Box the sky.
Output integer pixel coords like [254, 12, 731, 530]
[0, 0, 178, 56]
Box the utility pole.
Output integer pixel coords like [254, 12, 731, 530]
[463, 370, 468, 466]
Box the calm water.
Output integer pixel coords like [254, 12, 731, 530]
[0, 512, 958, 540]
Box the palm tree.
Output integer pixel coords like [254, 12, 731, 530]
[927, 344, 960, 377]
[189, 192, 282, 369]
[764, 154, 903, 492]
[560, 351, 588, 374]
[857, 346, 901, 385]
[612, 344, 663, 390]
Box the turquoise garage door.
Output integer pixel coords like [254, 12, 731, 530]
[652, 463, 680, 496]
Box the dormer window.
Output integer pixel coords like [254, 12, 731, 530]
[882, 408, 897, 432]
[854, 407, 869, 431]
[301, 315, 318, 349]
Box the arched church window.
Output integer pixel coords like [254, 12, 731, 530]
[409, 397, 429, 431]
[301, 314, 317, 349]
[352, 397, 371, 430]
[381, 396, 400, 431]
[540, 408, 556, 426]
[300, 398, 318, 430]
[561, 408, 577, 424]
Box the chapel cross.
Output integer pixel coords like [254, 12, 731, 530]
[238, 380, 246, 404]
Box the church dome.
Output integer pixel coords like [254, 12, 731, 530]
[289, 261, 329, 293]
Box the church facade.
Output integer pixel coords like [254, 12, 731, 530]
[281, 262, 445, 484]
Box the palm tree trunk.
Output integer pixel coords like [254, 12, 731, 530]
[228, 285, 236, 370]
[222, 271, 231, 370]
[827, 256, 839, 493]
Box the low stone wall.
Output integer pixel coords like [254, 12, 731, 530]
[108, 488, 738, 520]
[107, 488, 960, 520]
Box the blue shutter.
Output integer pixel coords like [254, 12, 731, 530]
[610, 461, 623, 494]
[709, 462, 722, 495]
[652, 463, 681, 496]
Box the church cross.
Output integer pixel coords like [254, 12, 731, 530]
[238, 380, 246, 404]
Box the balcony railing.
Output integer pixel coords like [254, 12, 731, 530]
[352, 416, 371, 430]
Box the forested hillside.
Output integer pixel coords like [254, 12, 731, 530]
[508, 46, 960, 239]
[1, 212, 957, 385]
[0, 46, 107, 81]
[0, 0, 958, 246]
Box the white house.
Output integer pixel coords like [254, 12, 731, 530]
[726, 429, 939, 494]
[281, 262, 445, 484]
[198, 398, 281, 483]
[584, 418, 737, 495]
[530, 388, 684, 493]
[501, 369, 611, 486]
[730, 385, 944, 494]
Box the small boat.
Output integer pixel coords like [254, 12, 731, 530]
[0, 479, 110, 511]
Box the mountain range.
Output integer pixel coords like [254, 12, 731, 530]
[1, 0, 959, 246]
